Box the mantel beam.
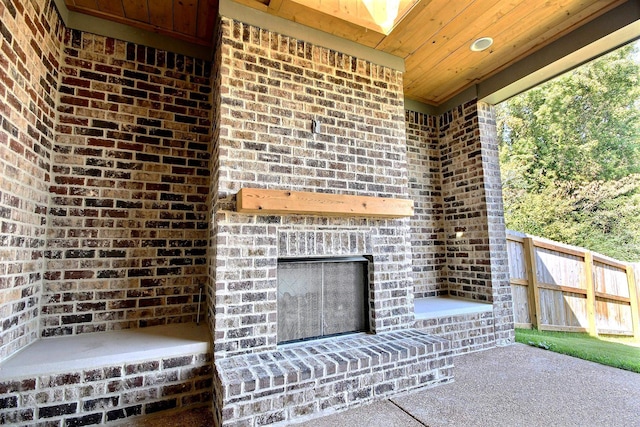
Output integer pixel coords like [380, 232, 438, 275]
[236, 188, 414, 218]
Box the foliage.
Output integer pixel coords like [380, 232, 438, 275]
[497, 43, 640, 261]
[515, 329, 640, 373]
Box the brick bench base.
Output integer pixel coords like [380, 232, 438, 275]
[213, 329, 454, 426]
[0, 323, 212, 426]
[414, 297, 496, 354]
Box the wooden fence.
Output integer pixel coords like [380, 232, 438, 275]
[506, 231, 639, 339]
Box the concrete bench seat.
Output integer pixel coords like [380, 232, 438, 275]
[213, 329, 454, 426]
[0, 323, 213, 426]
[414, 296, 493, 320]
[414, 296, 496, 354]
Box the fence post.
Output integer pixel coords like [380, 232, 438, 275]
[626, 265, 639, 341]
[524, 237, 541, 330]
[584, 251, 597, 336]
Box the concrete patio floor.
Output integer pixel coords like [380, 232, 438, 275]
[123, 343, 640, 426]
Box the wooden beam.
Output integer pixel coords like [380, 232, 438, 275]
[532, 239, 586, 258]
[514, 322, 533, 330]
[540, 324, 588, 333]
[268, 0, 284, 13]
[592, 254, 628, 270]
[506, 234, 525, 244]
[594, 291, 631, 305]
[537, 282, 588, 296]
[523, 237, 541, 330]
[584, 251, 597, 336]
[626, 265, 640, 341]
[509, 278, 528, 286]
[236, 188, 414, 218]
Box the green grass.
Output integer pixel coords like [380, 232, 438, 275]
[515, 328, 640, 373]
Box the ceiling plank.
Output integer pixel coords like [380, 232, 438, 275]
[405, 0, 625, 104]
[268, 0, 284, 12]
[286, 0, 421, 36]
[96, 0, 125, 17]
[375, 0, 461, 57]
[149, 0, 173, 29]
[403, 0, 524, 74]
[402, 0, 532, 101]
[174, 0, 199, 37]
[274, 0, 385, 48]
[293, 0, 380, 33]
[67, 0, 99, 8]
[484, 0, 627, 71]
[233, 0, 270, 12]
[63, 0, 630, 106]
[122, 0, 150, 23]
[461, 0, 627, 95]
[197, 0, 219, 40]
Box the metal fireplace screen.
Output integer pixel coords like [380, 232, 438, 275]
[277, 256, 369, 344]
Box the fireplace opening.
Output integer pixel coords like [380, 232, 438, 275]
[277, 256, 370, 344]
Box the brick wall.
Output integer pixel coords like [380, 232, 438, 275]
[405, 110, 446, 298]
[211, 17, 414, 358]
[43, 29, 213, 336]
[0, 0, 62, 362]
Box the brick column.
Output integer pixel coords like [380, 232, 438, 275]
[478, 101, 514, 345]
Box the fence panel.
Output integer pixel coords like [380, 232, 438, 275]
[593, 260, 633, 335]
[535, 248, 585, 290]
[534, 247, 588, 331]
[537, 288, 587, 331]
[507, 237, 527, 280]
[507, 236, 531, 327]
[506, 231, 638, 339]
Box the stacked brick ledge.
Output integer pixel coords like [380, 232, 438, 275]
[213, 329, 454, 426]
[415, 311, 496, 354]
[413, 297, 498, 354]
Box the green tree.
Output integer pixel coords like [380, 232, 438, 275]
[497, 42, 640, 261]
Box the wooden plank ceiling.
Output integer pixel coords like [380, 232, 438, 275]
[64, 0, 219, 46]
[65, 0, 626, 106]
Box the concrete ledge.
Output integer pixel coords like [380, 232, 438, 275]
[213, 329, 454, 426]
[414, 296, 493, 320]
[0, 323, 213, 425]
[0, 323, 210, 379]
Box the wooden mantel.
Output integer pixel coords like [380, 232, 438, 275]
[236, 188, 414, 218]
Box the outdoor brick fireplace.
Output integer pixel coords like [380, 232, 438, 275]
[208, 15, 419, 355]
[207, 16, 458, 426]
[211, 14, 413, 348]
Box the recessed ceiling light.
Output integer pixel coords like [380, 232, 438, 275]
[470, 37, 493, 52]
